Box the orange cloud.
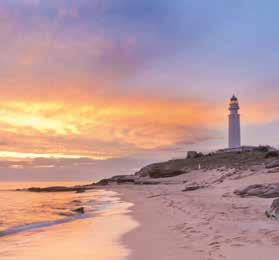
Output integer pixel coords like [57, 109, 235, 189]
[0, 2, 278, 161]
[0, 91, 277, 161]
[0, 97, 217, 159]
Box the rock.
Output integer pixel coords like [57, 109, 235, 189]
[134, 180, 161, 185]
[182, 185, 205, 192]
[28, 187, 42, 192]
[235, 183, 279, 198]
[266, 199, 279, 219]
[268, 167, 279, 174]
[187, 151, 198, 159]
[135, 163, 186, 178]
[27, 185, 95, 193]
[266, 159, 279, 169]
[255, 146, 271, 153]
[71, 200, 82, 204]
[95, 175, 137, 185]
[59, 212, 75, 217]
[134, 149, 268, 179]
[134, 159, 190, 178]
[73, 207, 85, 214]
[265, 151, 279, 159]
[76, 188, 86, 193]
[114, 175, 137, 184]
[95, 179, 110, 186]
[187, 151, 204, 159]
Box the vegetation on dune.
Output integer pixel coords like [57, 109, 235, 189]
[136, 148, 278, 178]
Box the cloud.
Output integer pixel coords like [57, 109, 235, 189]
[0, 97, 221, 159]
[0, 0, 278, 169]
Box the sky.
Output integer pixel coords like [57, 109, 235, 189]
[0, 0, 278, 181]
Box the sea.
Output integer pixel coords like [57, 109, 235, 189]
[0, 182, 137, 260]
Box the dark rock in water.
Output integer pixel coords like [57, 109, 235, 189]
[182, 185, 204, 192]
[234, 183, 279, 198]
[76, 188, 85, 193]
[266, 199, 279, 219]
[72, 200, 82, 204]
[28, 187, 42, 192]
[26, 185, 95, 193]
[73, 207, 85, 214]
[59, 212, 75, 217]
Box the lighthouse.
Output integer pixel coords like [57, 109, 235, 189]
[228, 95, 241, 148]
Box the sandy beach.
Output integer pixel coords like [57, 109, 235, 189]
[110, 167, 279, 260]
[3, 152, 279, 260]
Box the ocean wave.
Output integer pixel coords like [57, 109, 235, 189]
[0, 213, 92, 237]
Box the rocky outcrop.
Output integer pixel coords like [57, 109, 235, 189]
[182, 185, 205, 192]
[112, 175, 138, 184]
[95, 175, 137, 186]
[135, 150, 270, 179]
[76, 188, 86, 193]
[135, 162, 188, 178]
[22, 149, 277, 192]
[94, 179, 111, 186]
[266, 159, 279, 169]
[267, 168, 279, 174]
[28, 186, 77, 192]
[134, 179, 161, 185]
[73, 207, 85, 214]
[27, 185, 95, 193]
[187, 151, 198, 159]
[266, 199, 279, 219]
[265, 151, 279, 159]
[235, 183, 279, 198]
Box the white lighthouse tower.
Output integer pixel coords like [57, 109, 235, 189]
[228, 95, 241, 148]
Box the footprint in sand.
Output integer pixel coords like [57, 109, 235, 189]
[185, 227, 194, 231]
[231, 243, 245, 247]
[190, 229, 201, 234]
[208, 241, 220, 246]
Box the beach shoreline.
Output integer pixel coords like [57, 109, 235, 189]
[7, 151, 279, 260]
[0, 187, 138, 260]
[109, 167, 279, 260]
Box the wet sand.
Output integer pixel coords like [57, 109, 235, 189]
[0, 190, 138, 260]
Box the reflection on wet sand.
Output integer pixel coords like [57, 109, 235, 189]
[0, 186, 138, 260]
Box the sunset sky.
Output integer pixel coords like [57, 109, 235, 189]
[0, 0, 278, 180]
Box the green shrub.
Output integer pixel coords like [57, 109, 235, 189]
[256, 146, 270, 153]
[265, 151, 279, 159]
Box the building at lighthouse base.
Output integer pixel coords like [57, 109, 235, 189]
[217, 146, 257, 154]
